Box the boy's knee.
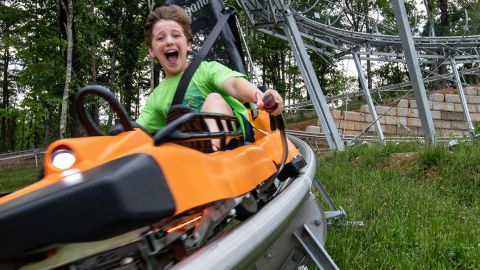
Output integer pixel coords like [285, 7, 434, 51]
[202, 93, 232, 115]
[204, 93, 224, 104]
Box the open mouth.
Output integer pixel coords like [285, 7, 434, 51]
[165, 51, 179, 64]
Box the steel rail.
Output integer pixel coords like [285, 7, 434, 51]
[283, 67, 480, 109]
[239, 0, 480, 63]
[286, 130, 462, 144]
[0, 149, 45, 163]
[0, 148, 44, 158]
[244, 2, 480, 49]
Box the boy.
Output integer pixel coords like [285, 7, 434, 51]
[137, 5, 283, 148]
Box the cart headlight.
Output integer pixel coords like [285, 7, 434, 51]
[51, 148, 76, 170]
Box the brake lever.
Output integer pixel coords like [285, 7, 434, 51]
[262, 94, 288, 182]
[262, 94, 278, 112]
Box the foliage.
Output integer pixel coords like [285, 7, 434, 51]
[0, 0, 151, 151]
[317, 142, 480, 269]
[2, 0, 480, 153]
[371, 62, 408, 87]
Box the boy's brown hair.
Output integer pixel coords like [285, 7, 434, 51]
[144, 5, 193, 48]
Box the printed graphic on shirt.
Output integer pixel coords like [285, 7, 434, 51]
[182, 82, 205, 111]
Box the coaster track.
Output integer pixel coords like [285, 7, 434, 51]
[239, 0, 480, 65]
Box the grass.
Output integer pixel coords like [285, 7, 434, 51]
[0, 164, 40, 193]
[317, 142, 480, 269]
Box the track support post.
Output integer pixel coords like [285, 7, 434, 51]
[392, 0, 436, 146]
[449, 56, 476, 138]
[352, 51, 385, 144]
[294, 224, 340, 270]
[278, 1, 344, 151]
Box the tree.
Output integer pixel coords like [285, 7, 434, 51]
[59, 0, 74, 139]
[0, 2, 25, 151]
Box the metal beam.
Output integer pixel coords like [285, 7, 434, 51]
[352, 51, 385, 144]
[449, 56, 476, 138]
[279, 2, 344, 151]
[392, 0, 436, 146]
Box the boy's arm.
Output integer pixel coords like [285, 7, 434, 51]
[222, 77, 284, 116]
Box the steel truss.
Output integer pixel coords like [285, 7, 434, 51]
[238, 0, 480, 147]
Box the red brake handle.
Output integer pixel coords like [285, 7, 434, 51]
[263, 94, 277, 111]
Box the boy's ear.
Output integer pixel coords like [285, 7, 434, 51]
[187, 42, 192, 52]
[148, 47, 155, 58]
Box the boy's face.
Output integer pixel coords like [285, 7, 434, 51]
[149, 19, 192, 78]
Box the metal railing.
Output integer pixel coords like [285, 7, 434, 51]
[0, 148, 45, 167]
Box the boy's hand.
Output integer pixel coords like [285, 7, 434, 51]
[255, 89, 284, 116]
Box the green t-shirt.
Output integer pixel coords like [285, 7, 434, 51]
[137, 61, 249, 134]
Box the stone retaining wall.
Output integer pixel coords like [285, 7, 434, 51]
[310, 86, 480, 137]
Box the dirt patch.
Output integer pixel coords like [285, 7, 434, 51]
[429, 87, 457, 95]
[389, 152, 419, 167]
[286, 118, 318, 131]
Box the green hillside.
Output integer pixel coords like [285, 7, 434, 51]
[318, 142, 480, 269]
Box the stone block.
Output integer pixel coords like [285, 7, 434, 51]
[410, 100, 433, 109]
[453, 103, 477, 113]
[437, 129, 465, 137]
[408, 108, 419, 118]
[332, 110, 342, 119]
[306, 125, 321, 133]
[337, 120, 345, 129]
[360, 104, 370, 113]
[342, 130, 361, 136]
[339, 121, 355, 131]
[397, 99, 409, 108]
[380, 124, 397, 134]
[397, 108, 408, 117]
[385, 116, 397, 125]
[344, 111, 365, 122]
[431, 110, 441, 119]
[376, 115, 386, 124]
[465, 87, 479, 96]
[384, 116, 407, 126]
[409, 100, 417, 108]
[402, 109, 441, 119]
[407, 117, 422, 127]
[376, 106, 396, 116]
[416, 127, 425, 136]
[397, 116, 407, 126]
[432, 102, 455, 112]
[363, 113, 371, 123]
[470, 113, 480, 122]
[354, 122, 370, 132]
[450, 121, 468, 131]
[454, 103, 463, 112]
[429, 93, 445, 102]
[445, 94, 460, 103]
[365, 125, 384, 135]
[468, 96, 480, 104]
[364, 113, 383, 124]
[401, 127, 421, 136]
[434, 120, 451, 129]
[440, 111, 466, 121]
